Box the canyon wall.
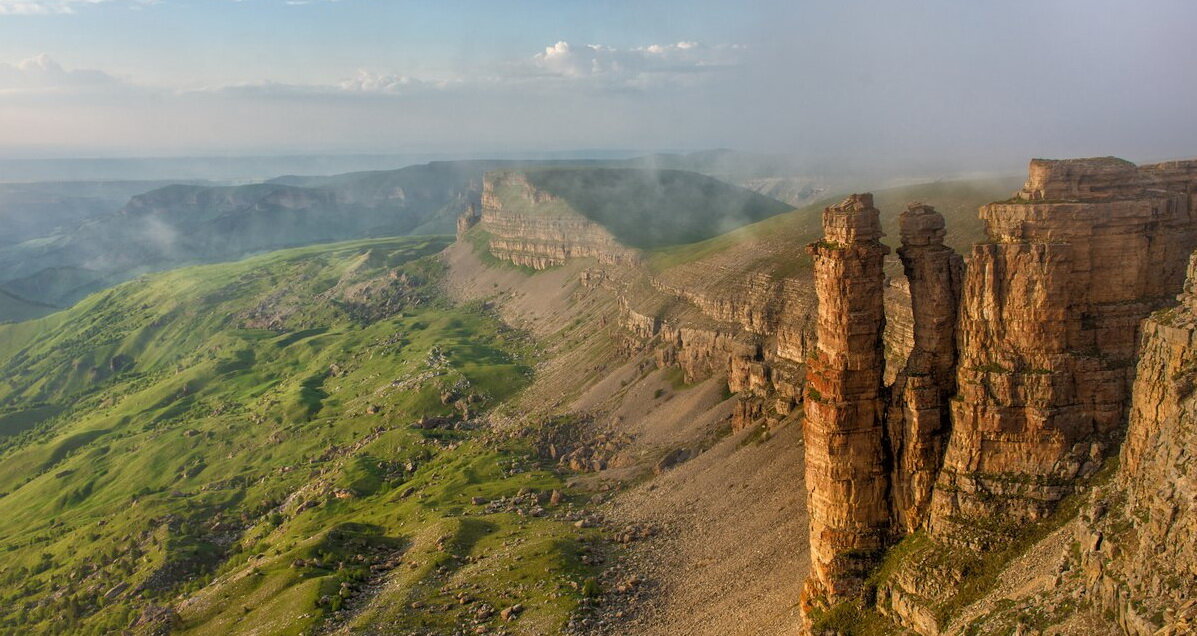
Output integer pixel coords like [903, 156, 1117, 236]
[1074, 252, 1197, 634]
[928, 157, 1197, 547]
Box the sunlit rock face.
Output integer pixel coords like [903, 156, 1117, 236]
[800, 194, 892, 610]
[1076, 252, 1197, 634]
[886, 203, 962, 534]
[928, 157, 1197, 548]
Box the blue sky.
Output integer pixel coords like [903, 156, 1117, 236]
[1, 0, 1195, 168]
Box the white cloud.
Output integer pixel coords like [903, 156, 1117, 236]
[0, 54, 122, 91]
[529, 40, 743, 88]
[338, 70, 431, 94]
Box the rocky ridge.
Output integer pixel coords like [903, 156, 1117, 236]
[473, 171, 642, 270]
[464, 157, 1197, 634]
[795, 157, 1197, 634]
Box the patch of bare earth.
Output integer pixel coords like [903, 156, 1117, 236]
[586, 420, 807, 636]
[443, 238, 811, 635]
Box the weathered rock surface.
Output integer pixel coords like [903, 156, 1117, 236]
[886, 204, 962, 534]
[801, 194, 892, 609]
[929, 157, 1197, 547]
[1073, 252, 1197, 634]
[475, 171, 642, 270]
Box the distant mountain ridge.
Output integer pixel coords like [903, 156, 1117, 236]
[0, 151, 797, 323]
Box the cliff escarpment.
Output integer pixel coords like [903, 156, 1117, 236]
[469, 171, 642, 270]
[931, 157, 1197, 546]
[463, 160, 1197, 633]
[1074, 252, 1197, 634]
[794, 156, 1197, 635]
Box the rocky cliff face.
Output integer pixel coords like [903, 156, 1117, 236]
[788, 157, 1197, 633]
[801, 194, 892, 610]
[886, 204, 962, 534]
[475, 172, 642, 270]
[929, 157, 1197, 547]
[467, 157, 1197, 634]
[1071, 252, 1197, 635]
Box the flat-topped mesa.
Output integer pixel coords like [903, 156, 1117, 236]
[801, 194, 892, 613]
[475, 171, 641, 270]
[1019, 156, 1141, 201]
[928, 156, 1197, 548]
[887, 203, 962, 533]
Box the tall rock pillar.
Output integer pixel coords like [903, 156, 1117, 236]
[801, 194, 892, 612]
[887, 204, 962, 532]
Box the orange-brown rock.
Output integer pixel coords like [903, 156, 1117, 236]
[801, 194, 892, 611]
[928, 157, 1197, 547]
[886, 203, 962, 533]
[1072, 252, 1197, 634]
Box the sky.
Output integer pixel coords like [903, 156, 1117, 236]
[1, 0, 1196, 170]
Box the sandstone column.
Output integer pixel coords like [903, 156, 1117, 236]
[886, 204, 962, 533]
[801, 194, 892, 612]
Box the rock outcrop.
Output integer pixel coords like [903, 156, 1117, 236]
[1071, 252, 1197, 635]
[475, 171, 642, 270]
[801, 194, 892, 610]
[929, 157, 1197, 547]
[789, 157, 1197, 633]
[886, 204, 962, 533]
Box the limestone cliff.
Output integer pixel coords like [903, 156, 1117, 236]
[856, 157, 1197, 635]
[475, 171, 642, 270]
[886, 204, 962, 534]
[929, 157, 1197, 547]
[1070, 252, 1197, 634]
[801, 194, 892, 610]
[464, 158, 1197, 634]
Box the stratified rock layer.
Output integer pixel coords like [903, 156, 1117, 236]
[929, 157, 1197, 547]
[1074, 252, 1197, 634]
[801, 194, 892, 608]
[476, 172, 642, 270]
[887, 204, 962, 533]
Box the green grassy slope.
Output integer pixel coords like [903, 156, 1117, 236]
[0, 236, 595, 635]
[648, 175, 1022, 274]
[520, 168, 795, 249]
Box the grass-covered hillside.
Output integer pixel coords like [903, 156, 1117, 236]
[521, 168, 795, 249]
[0, 162, 491, 323]
[0, 236, 598, 635]
[648, 175, 1023, 276]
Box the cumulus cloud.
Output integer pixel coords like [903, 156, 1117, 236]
[529, 40, 743, 88]
[0, 54, 122, 91]
[337, 71, 434, 94]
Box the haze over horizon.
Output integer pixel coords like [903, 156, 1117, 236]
[1, 0, 1196, 173]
